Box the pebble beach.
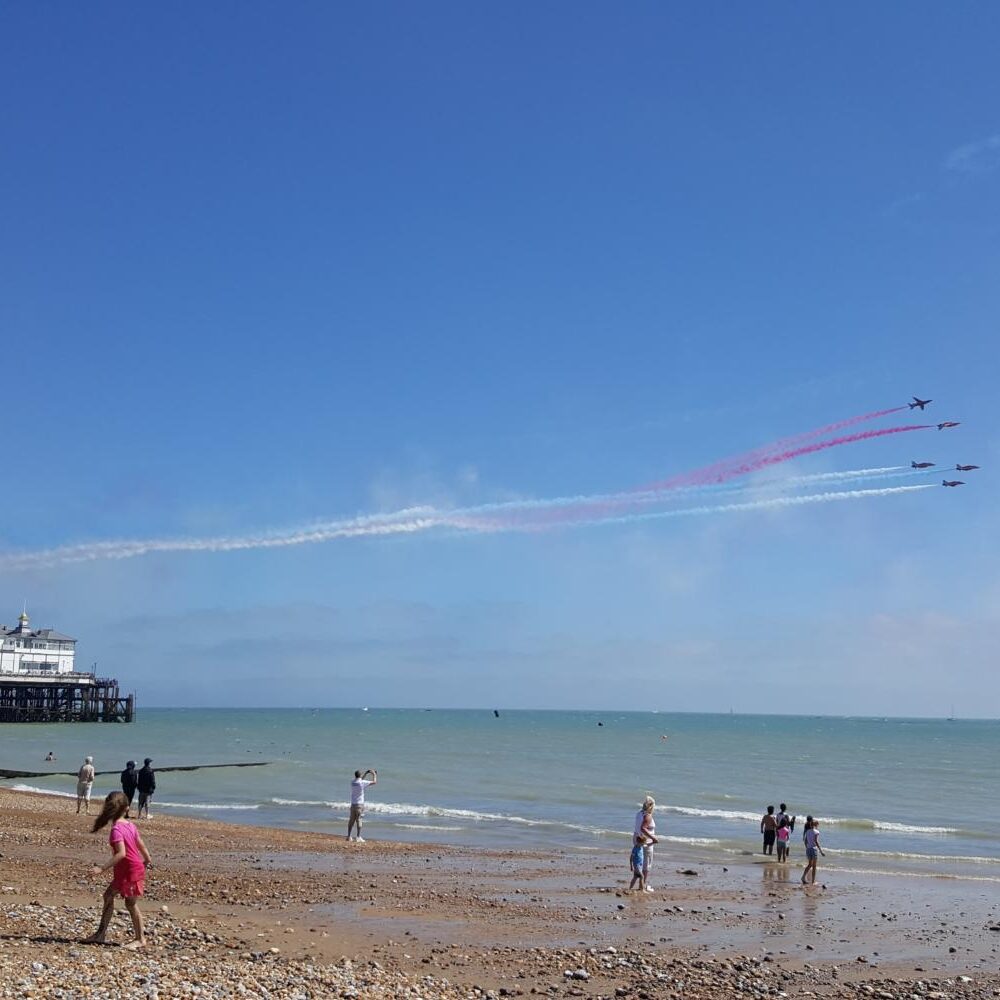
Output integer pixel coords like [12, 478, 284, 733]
[2, 787, 999, 999]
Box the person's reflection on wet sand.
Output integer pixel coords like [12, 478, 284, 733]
[762, 860, 793, 884]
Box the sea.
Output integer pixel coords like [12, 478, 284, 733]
[2, 709, 997, 881]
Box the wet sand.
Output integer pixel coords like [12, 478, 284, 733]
[1, 787, 998, 998]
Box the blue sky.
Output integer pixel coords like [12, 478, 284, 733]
[2, 4, 997, 714]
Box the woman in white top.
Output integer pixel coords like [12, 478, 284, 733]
[633, 795, 659, 891]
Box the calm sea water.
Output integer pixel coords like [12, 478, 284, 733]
[3, 709, 997, 879]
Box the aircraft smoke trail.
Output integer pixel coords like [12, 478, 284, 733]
[0, 480, 935, 570]
[503, 425, 932, 531]
[0, 509, 448, 570]
[744, 405, 909, 456]
[467, 464, 928, 532]
[541, 483, 935, 532]
[634, 405, 911, 494]
[643, 424, 931, 491]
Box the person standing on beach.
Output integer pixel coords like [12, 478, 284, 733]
[628, 835, 646, 893]
[347, 767, 377, 842]
[776, 803, 794, 858]
[775, 816, 790, 862]
[633, 796, 658, 891]
[760, 805, 777, 855]
[136, 759, 155, 819]
[120, 761, 139, 808]
[84, 791, 152, 949]
[776, 803, 794, 831]
[76, 756, 95, 815]
[801, 816, 825, 884]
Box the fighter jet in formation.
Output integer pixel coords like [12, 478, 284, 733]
[942, 480, 965, 487]
[911, 461, 935, 469]
[955, 464, 980, 472]
[937, 421, 961, 430]
[909, 396, 932, 410]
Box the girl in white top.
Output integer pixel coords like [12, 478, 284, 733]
[801, 816, 825, 885]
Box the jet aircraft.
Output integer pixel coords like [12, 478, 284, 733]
[937, 421, 961, 430]
[911, 461, 935, 469]
[955, 464, 980, 472]
[942, 480, 965, 487]
[909, 397, 932, 410]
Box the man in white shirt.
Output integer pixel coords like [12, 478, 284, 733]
[347, 767, 377, 842]
[76, 756, 95, 815]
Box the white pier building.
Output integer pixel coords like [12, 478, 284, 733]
[0, 611, 77, 675]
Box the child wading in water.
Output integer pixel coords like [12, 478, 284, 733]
[775, 816, 790, 862]
[801, 815, 825, 885]
[628, 835, 646, 892]
[85, 791, 152, 949]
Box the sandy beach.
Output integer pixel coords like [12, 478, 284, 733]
[2, 788, 999, 998]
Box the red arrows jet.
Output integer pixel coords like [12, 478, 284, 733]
[955, 464, 980, 472]
[909, 397, 932, 410]
[911, 461, 935, 469]
[937, 421, 961, 430]
[942, 480, 965, 487]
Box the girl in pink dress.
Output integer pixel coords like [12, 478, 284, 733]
[84, 792, 152, 949]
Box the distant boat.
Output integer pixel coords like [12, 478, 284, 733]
[362, 707, 369, 712]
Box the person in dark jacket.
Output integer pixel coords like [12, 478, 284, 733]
[120, 760, 138, 807]
[136, 758, 156, 818]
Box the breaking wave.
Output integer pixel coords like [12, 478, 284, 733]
[11, 783, 75, 798]
[664, 805, 960, 836]
[829, 847, 999, 864]
[157, 801, 260, 811]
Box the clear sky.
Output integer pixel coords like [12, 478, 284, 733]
[2, 4, 998, 714]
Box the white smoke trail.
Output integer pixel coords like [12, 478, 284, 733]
[0, 509, 450, 570]
[386, 465, 918, 521]
[449, 465, 926, 526]
[0, 483, 934, 570]
[528, 483, 936, 532]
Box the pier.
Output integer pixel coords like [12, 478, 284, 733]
[0, 672, 135, 723]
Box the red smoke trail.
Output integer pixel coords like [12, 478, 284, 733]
[645, 424, 931, 490]
[489, 423, 931, 531]
[641, 405, 910, 494]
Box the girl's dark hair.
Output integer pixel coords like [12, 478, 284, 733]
[92, 791, 129, 832]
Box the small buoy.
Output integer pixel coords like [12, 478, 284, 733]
[597, 721, 603, 726]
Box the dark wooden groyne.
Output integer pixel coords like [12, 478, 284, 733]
[0, 762, 269, 779]
[0, 674, 134, 723]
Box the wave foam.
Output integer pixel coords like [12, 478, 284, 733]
[272, 798, 544, 825]
[395, 824, 465, 832]
[829, 847, 998, 864]
[665, 805, 959, 835]
[666, 806, 760, 822]
[158, 801, 260, 811]
[871, 820, 958, 835]
[11, 784, 75, 799]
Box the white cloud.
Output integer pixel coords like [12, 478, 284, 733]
[944, 133, 1000, 174]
